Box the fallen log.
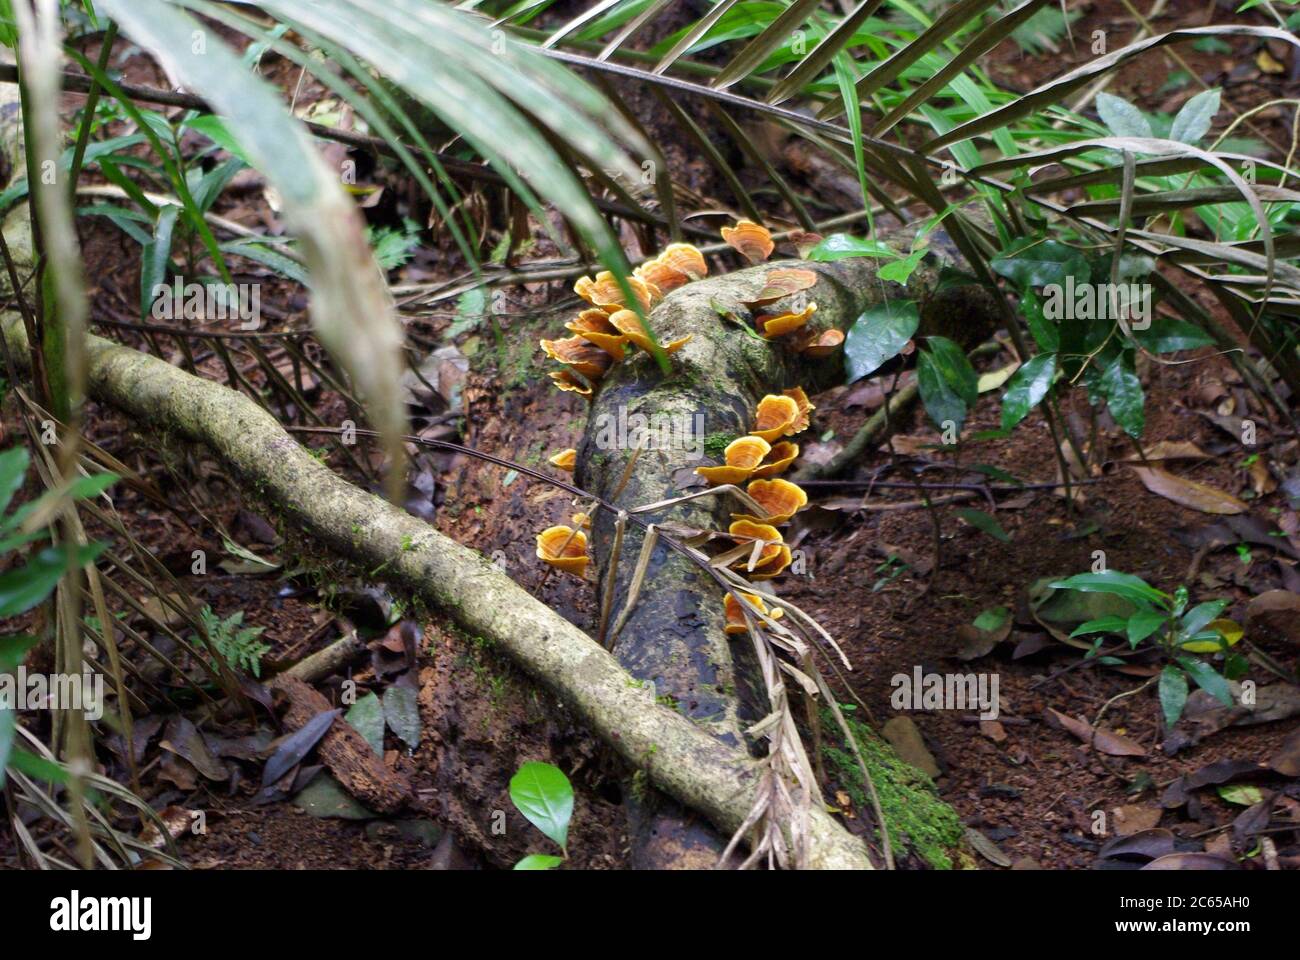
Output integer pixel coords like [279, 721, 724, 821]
[576, 244, 999, 864]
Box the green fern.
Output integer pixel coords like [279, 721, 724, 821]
[200, 607, 271, 678]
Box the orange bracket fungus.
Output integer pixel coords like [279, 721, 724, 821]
[782, 386, 814, 434]
[565, 309, 628, 361]
[635, 258, 689, 295]
[750, 394, 802, 441]
[756, 302, 817, 339]
[751, 440, 799, 479]
[548, 448, 577, 472]
[721, 219, 775, 264]
[695, 435, 770, 485]
[732, 478, 808, 525]
[540, 335, 615, 381]
[535, 525, 589, 577]
[656, 242, 708, 281]
[608, 310, 692, 355]
[727, 519, 792, 579]
[797, 328, 845, 358]
[548, 369, 593, 398]
[748, 267, 817, 307]
[723, 591, 783, 635]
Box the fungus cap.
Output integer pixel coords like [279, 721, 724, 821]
[608, 310, 692, 355]
[694, 435, 770, 486]
[782, 386, 815, 434]
[535, 525, 589, 576]
[723, 591, 783, 635]
[549, 370, 592, 398]
[657, 243, 707, 280]
[757, 302, 817, 338]
[721, 220, 775, 264]
[751, 441, 799, 479]
[548, 448, 577, 472]
[727, 519, 785, 572]
[540, 336, 614, 381]
[798, 328, 845, 359]
[732, 478, 809, 525]
[635, 259, 689, 295]
[750, 394, 801, 441]
[565, 309, 627, 361]
[749, 267, 817, 306]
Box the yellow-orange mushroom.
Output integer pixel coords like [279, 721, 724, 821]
[748, 544, 793, 580]
[549, 370, 592, 398]
[751, 441, 799, 479]
[750, 394, 801, 441]
[565, 309, 627, 361]
[723, 591, 783, 635]
[608, 310, 692, 355]
[548, 448, 577, 472]
[583, 271, 653, 312]
[749, 267, 818, 306]
[657, 243, 707, 280]
[636, 259, 689, 295]
[535, 525, 589, 576]
[721, 220, 775, 264]
[732, 478, 809, 525]
[572, 512, 592, 529]
[727, 519, 786, 575]
[798, 328, 845, 359]
[757, 302, 817, 338]
[695, 436, 771, 486]
[782, 386, 815, 434]
[540, 335, 614, 381]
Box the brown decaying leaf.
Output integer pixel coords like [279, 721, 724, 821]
[1129, 466, 1247, 515]
[1044, 707, 1146, 756]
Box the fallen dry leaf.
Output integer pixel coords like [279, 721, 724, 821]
[1130, 466, 1247, 515]
[1044, 707, 1146, 756]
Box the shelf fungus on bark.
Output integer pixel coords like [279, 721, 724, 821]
[576, 270, 654, 312]
[732, 478, 808, 525]
[608, 309, 692, 355]
[782, 386, 815, 433]
[566, 309, 629, 361]
[571, 511, 592, 529]
[535, 525, 590, 576]
[634, 258, 690, 296]
[656, 242, 708, 281]
[756, 302, 817, 339]
[548, 448, 577, 472]
[548, 369, 593, 398]
[750, 393, 802, 441]
[721, 219, 775, 264]
[751, 440, 799, 479]
[796, 327, 845, 358]
[695, 435, 770, 485]
[723, 591, 783, 636]
[540, 335, 615, 381]
[727, 519, 792, 580]
[748, 267, 818, 307]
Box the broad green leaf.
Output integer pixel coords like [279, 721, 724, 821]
[1177, 656, 1234, 708]
[1069, 615, 1130, 637]
[843, 300, 919, 382]
[1020, 288, 1059, 352]
[513, 854, 564, 870]
[1132, 316, 1215, 353]
[140, 204, 179, 321]
[1096, 92, 1153, 139]
[973, 606, 1012, 633]
[6, 746, 69, 784]
[926, 336, 978, 407]
[509, 761, 573, 854]
[1158, 664, 1188, 727]
[1049, 570, 1168, 606]
[999, 353, 1056, 430]
[991, 237, 1090, 288]
[877, 249, 926, 285]
[807, 233, 899, 262]
[1178, 600, 1230, 639]
[382, 683, 421, 750]
[916, 349, 967, 433]
[1099, 353, 1145, 438]
[1169, 88, 1220, 144]
[0, 544, 105, 619]
[1217, 784, 1263, 806]
[954, 507, 1010, 543]
[1126, 608, 1167, 646]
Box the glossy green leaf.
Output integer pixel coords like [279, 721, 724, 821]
[999, 353, 1056, 430]
[513, 854, 564, 870]
[1133, 316, 1215, 353]
[807, 233, 898, 262]
[1169, 88, 1220, 144]
[1099, 353, 1145, 438]
[955, 507, 1010, 542]
[0, 446, 29, 519]
[991, 237, 1090, 289]
[509, 761, 573, 854]
[0, 544, 105, 619]
[1177, 656, 1234, 708]
[1049, 570, 1168, 606]
[916, 348, 967, 433]
[844, 300, 919, 382]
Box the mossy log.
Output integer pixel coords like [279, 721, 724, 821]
[578, 250, 998, 865]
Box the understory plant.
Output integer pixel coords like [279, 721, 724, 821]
[1050, 570, 1244, 727]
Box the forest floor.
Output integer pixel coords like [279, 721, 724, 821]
[2, 0, 1298, 870]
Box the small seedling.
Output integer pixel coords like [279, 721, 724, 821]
[509, 761, 574, 870]
[1050, 570, 1244, 727]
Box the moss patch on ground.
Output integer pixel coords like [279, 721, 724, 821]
[821, 709, 967, 869]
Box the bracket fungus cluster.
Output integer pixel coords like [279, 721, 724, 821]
[542, 243, 710, 399]
[535, 524, 590, 577]
[691, 387, 818, 628]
